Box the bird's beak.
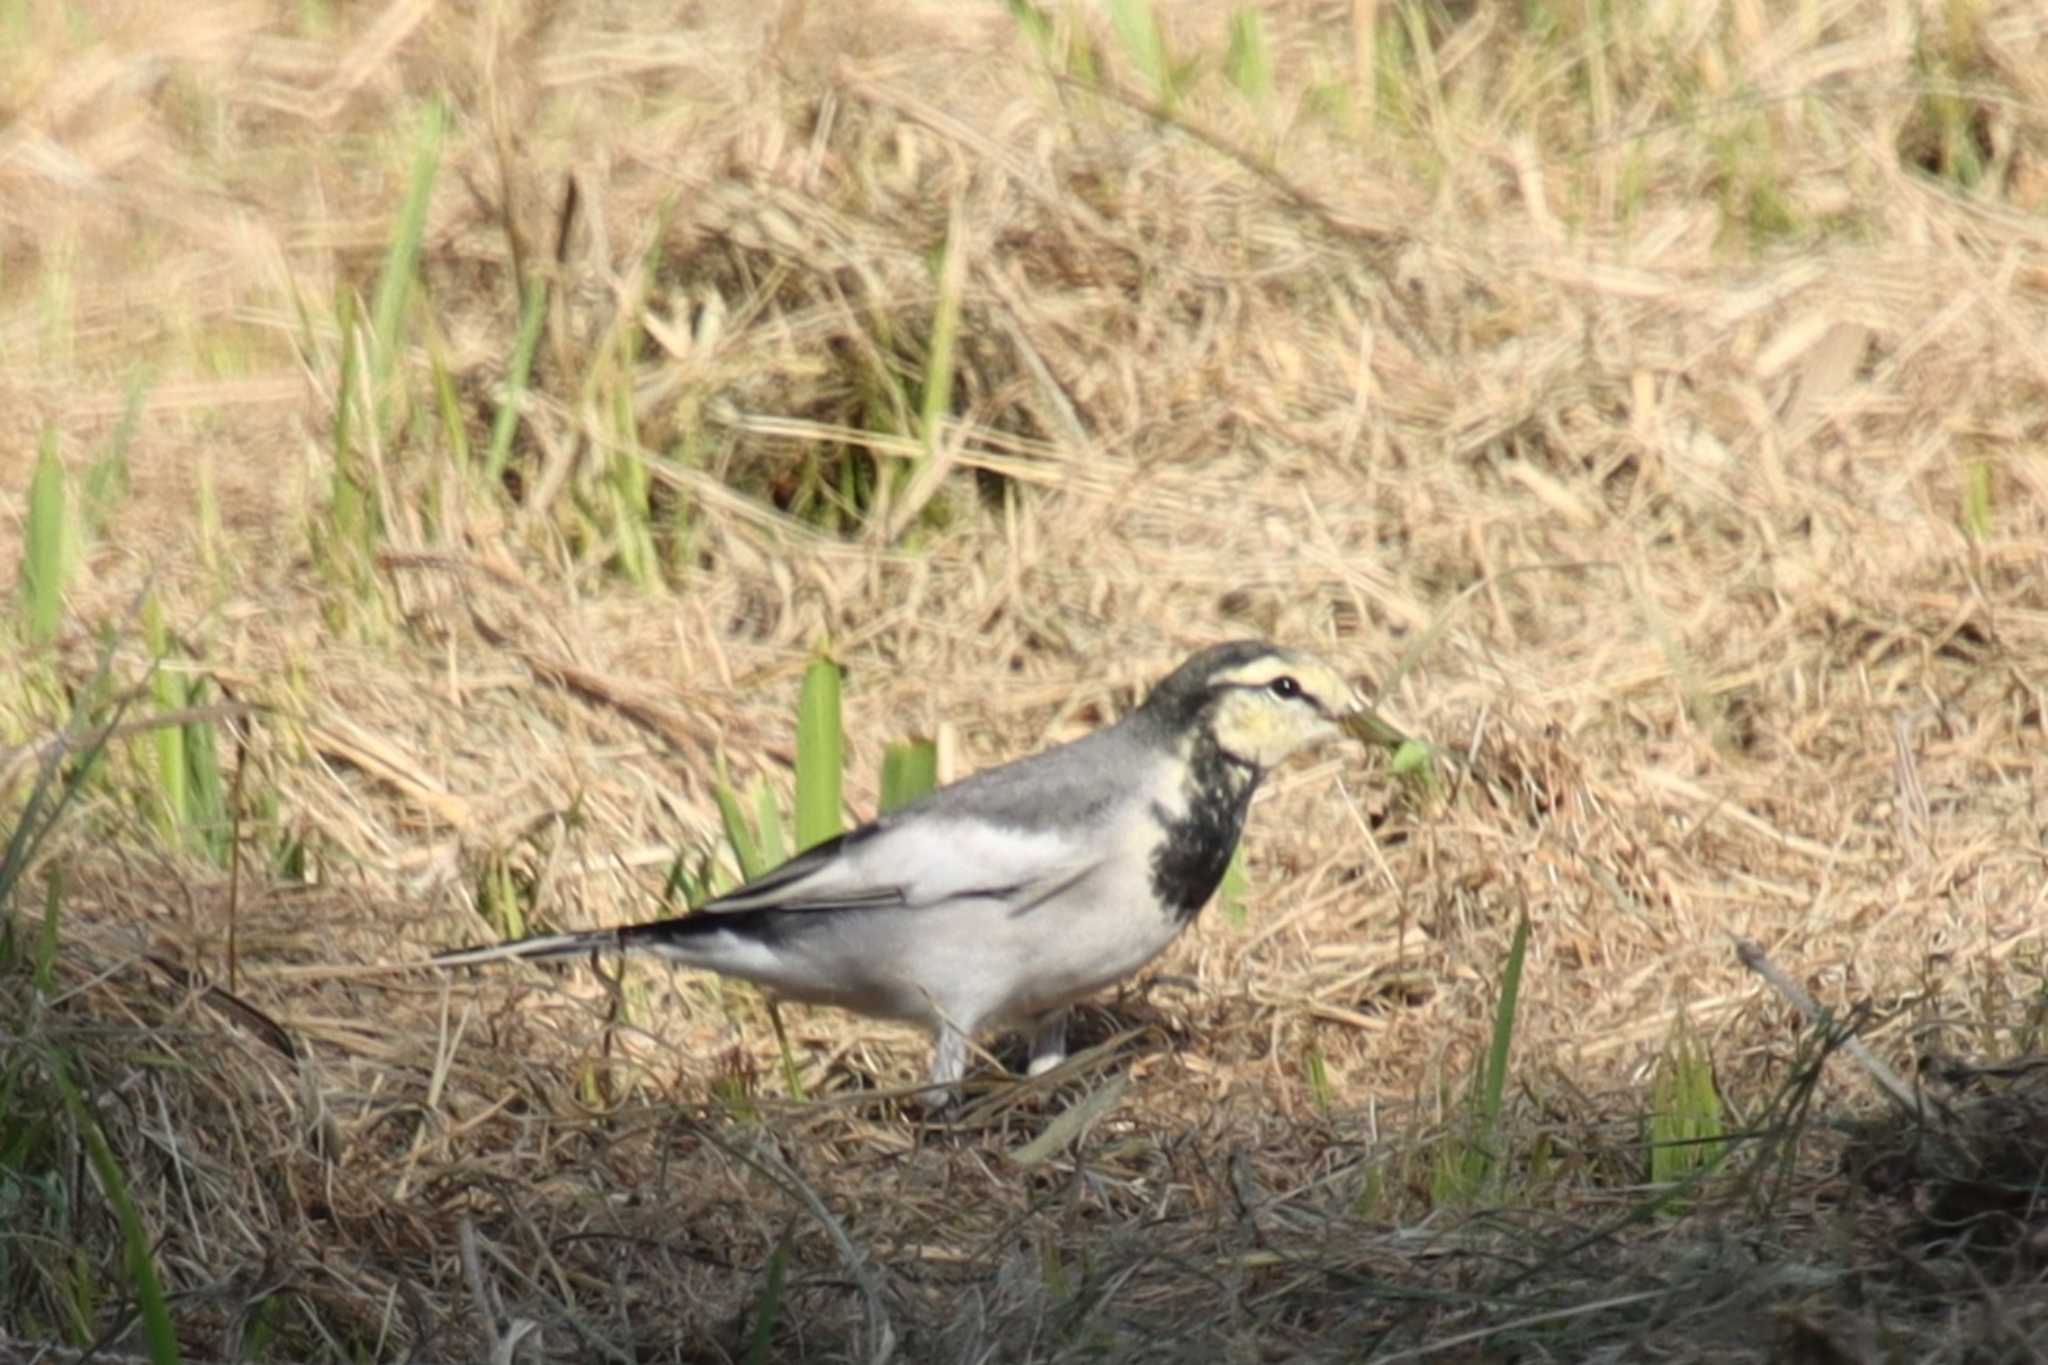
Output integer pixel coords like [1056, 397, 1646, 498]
[1340, 702, 1416, 754]
[1340, 696, 1462, 799]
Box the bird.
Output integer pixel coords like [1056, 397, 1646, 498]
[434, 640, 1373, 1100]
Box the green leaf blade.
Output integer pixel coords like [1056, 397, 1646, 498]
[21, 429, 70, 645]
[713, 767, 767, 883]
[794, 654, 844, 852]
[879, 739, 938, 814]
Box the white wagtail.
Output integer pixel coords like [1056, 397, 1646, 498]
[435, 640, 1372, 1098]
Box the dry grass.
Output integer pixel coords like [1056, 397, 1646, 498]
[3, 0, 2047, 1360]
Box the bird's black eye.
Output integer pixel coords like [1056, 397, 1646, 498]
[1268, 675, 1302, 700]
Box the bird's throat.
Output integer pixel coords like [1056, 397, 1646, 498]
[1147, 735, 1259, 923]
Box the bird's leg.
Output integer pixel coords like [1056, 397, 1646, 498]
[1026, 1009, 1069, 1077]
[919, 1020, 968, 1109]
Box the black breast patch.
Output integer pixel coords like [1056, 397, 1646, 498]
[1148, 738, 1259, 922]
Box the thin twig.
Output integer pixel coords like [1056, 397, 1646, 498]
[1731, 936, 1930, 1117]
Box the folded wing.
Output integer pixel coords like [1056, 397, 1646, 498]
[701, 813, 1100, 917]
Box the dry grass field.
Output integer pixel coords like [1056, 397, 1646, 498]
[3, 1, 2047, 1360]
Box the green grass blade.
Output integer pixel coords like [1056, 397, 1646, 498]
[1225, 6, 1272, 101]
[141, 598, 188, 844]
[793, 654, 844, 852]
[0, 642, 131, 914]
[744, 1232, 793, 1365]
[753, 779, 788, 871]
[429, 342, 471, 470]
[181, 681, 226, 865]
[873, 201, 971, 542]
[661, 851, 701, 911]
[81, 369, 145, 538]
[368, 97, 446, 416]
[48, 1052, 181, 1364]
[477, 854, 525, 942]
[35, 860, 63, 993]
[21, 428, 70, 645]
[1467, 912, 1531, 1191]
[712, 765, 767, 883]
[878, 739, 938, 814]
[593, 306, 660, 588]
[1304, 1043, 1333, 1114]
[1649, 1026, 1728, 1201]
[1480, 912, 1530, 1123]
[482, 277, 549, 485]
[1105, 0, 1170, 108]
[918, 212, 964, 459]
[1004, 0, 1056, 57]
[766, 1000, 807, 1102]
[321, 288, 381, 610]
[1961, 457, 1993, 540]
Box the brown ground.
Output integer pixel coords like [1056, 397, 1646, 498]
[2, 2, 2046, 1361]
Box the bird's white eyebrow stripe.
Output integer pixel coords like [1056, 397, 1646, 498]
[1208, 662, 1341, 716]
[1207, 661, 1297, 689]
[1207, 658, 1340, 694]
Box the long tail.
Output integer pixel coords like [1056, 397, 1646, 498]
[433, 927, 624, 967]
[432, 915, 727, 969]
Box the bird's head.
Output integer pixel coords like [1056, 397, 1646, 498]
[1140, 640, 1370, 773]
